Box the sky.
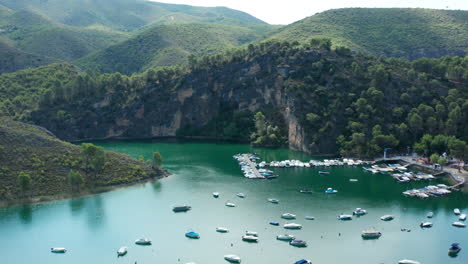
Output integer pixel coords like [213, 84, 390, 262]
[150, 0, 468, 24]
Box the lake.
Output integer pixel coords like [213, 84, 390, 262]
[0, 140, 466, 264]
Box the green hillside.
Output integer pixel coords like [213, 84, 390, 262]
[76, 23, 264, 74]
[267, 8, 468, 59]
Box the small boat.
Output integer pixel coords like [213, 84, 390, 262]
[270, 221, 280, 226]
[245, 231, 258, 237]
[242, 235, 258, 242]
[380, 215, 394, 221]
[454, 208, 461, 215]
[51, 247, 67, 253]
[349, 179, 358, 182]
[173, 205, 191, 212]
[325, 187, 338, 194]
[216, 227, 229, 233]
[305, 216, 315, 220]
[289, 239, 307, 247]
[224, 254, 241, 263]
[236, 193, 246, 198]
[117, 246, 127, 257]
[459, 214, 466, 221]
[420, 222, 433, 228]
[294, 260, 312, 264]
[185, 231, 200, 239]
[284, 223, 302, 229]
[268, 198, 279, 204]
[135, 238, 152, 245]
[452, 222, 466, 227]
[337, 214, 353, 220]
[213, 192, 220, 198]
[361, 230, 381, 239]
[353, 208, 367, 216]
[448, 243, 461, 255]
[277, 234, 295, 241]
[281, 213, 296, 220]
[398, 260, 420, 264]
[319, 171, 330, 174]
[225, 202, 236, 207]
[299, 189, 313, 194]
[427, 212, 434, 218]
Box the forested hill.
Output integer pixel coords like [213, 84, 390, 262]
[267, 8, 468, 60]
[10, 40, 465, 158]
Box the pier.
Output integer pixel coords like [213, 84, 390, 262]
[242, 154, 265, 179]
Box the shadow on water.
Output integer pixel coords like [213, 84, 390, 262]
[18, 204, 32, 224]
[69, 197, 86, 216]
[152, 181, 162, 193]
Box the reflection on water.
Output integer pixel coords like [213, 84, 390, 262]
[86, 196, 105, 230]
[18, 204, 32, 224]
[69, 197, 86, 216]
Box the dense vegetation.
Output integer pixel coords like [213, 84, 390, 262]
[0, 118, 164, 203]
[267, 8, 468, 60]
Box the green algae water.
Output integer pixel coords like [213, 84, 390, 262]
[1, 140, 466, 264]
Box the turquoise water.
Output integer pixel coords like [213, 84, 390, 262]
[0, 140, 466, 264]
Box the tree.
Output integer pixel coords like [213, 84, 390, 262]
[153, 152, 163, 168]
[69, 170, 84, 192]
[438, 157, 447, 166]
[18, 172, 31, 197]
[430, 153, 440, 164]
[414, 134, 433, 156]
[81, 143, 106, 183]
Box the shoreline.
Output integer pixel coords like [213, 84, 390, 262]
[0, 170, 171, 208]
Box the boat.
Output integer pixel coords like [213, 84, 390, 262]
[398, 260, 420, 264]
[349, 179, 358, 182]
[216, 227, 229, 233]
[245, 231, 258, 237]
[319, 171, 330, 174]
[289, 239, 307, 247]
[294, 260, 312, 264]
[225, 202, 236, 207]
[420, 222, 433, 228]
[299, 189, 313, 194]
[454, 208, 461, 215]
[337, 214, 353, 220]
[236, 193, 246, 198]
[452, 222, 466, 227]
[325, 187, 338, 194]
[281, 213, 296, 220]
[361, 230, 381, 239]
[213, 192, 220, 198]
[459, 214, 466, 221]
[427, 212, 434, 218]
[135, 238, 152, 245]
[268, 198, 279, 204]
[448, 243, 461, 255]
[270, 221, 280, 226]
[277, 234, 295, 241]
[242, 235, 258, 242]
[117, 246, 127, 257]
[284, 223, 302, 229]
[173, 205, 191, 212]
[224, 254, 241, 263]
[50, 247, 67, 253]
[380, 215, 394, 221]
[353, 208, 367, 216]
[185, 231, 200, 239]
[305, 216, 315, 220]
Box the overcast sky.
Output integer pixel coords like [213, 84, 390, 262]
[150, 0, 468, 24]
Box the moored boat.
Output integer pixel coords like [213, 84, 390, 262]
[135, 238, 152, 245]
[277, 234, 295, 241]
[299, 189, 313, 194]
[224, 254, 241, 263]
[173, 205, 191, 212]
[294, 260, 312, 264]
[281, 213, 296, 220]
[454, 208, 461, 215]
[452, 222, 466, 227]
[284, 223, 302, 229]
[51, 247, 67, 253]
[117, 246, 127, 257]
[380, 215, 394, 221]
[459, 214, 466, 221]
[185, 231, 200, 239]
[268, 198, 280, 204]
[245, 231, 258, 237]
[319, 171, 330, 174]
[213, 192, 220, 198]
[236, 193, 246, 198]
[353, 208, 367, 216]
[427, 212, 434, 218]
[242, 235, 258, 242]
[289, 239, 307, 247]
[305, 216, 315, 220]
[448, 243, 461, 255]
[325, 187, 338, 194]
[420, 222, 433, 228]
[398, 260, 420, 264]
[270, 221, 280, 226]
[337, 214, 352, 220]
[216, 227, 229, 233]
[361, 230, 381, 239]
[225, 202, 236, 207]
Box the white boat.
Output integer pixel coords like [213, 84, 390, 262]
[117, 246, 128, 257]
[224, 254, 241, 263]
[281, 213, 296, 220]
[51, 247, 67, 253]
[305, 216, 315, 220]
[337, 214, 353, 220]
[245, 231, 258, 237]
[225, 202, 236, 207]
[459, 214, 466, 221]
[325, 187, 338, 194]
[361, 230, 381, 239]
[398, 260, 421, 264]
[236, 193, 246, 198]
[135, 238, 152, 245]
[276, 234, 295, 241]
[213, 192, 220, 198]
[283, 223, 302, 229]
[216, 227, 229, 233]
[380, 215, 394, 221]
[242, 235, 258, 242]
[353, 208, 367, 216]
[427, 212, 434, 218]
[268, 198, 279, 204]
[452, 222, 466, 227]
[349, 179, 358, 182]
[289, 239, 307, 247]
[454, 208, 461, 215]
[420, 222, 433, 228]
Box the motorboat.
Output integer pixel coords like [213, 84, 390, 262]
[284, 223, 302, 229]
[349, 179, 358, 182]
[361, 230, 382, 239]
[319, 171, 330, 174]
[277, 234, 295, 241]
[185, 231, 200, 239]
[337, 214, 353, 220]
[398, 260, 420, 264]
[270, 221, 280, 226]
[353, 208, 367, 216]
[299, 189, 313, 194]
[281, 213, 296, 220]
[294, 260, 312, 264]
[216, 227, 229, 233]
[117, 246, 127, 257]
[224, 254, 241, 263]
[268, 198, 279, 204]
[213, 192, 220, 198]
[236, 193, 246, 198]
[380, 215, 394, 221]
[289, 239, 307, 247]
[173, 205, 191, 212]
[225, 202, 236, 207]
[427, 212, 434, 218]
[51, 247, 67, 253]
[420, 222, 433, 228]
[135, 238, 152, 245]
[454, 208, 461, 215]
[245, 231, 258, 237]
[448, 243, 461, 255]
[305, 216, 315, 220]
[452, 222, 466, 227]
[325, 187, 338, 194]
[459, 214, 466, 221]
[242, 235, 258, 242]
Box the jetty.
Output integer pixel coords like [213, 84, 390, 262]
[233, 153, 270, 179]
[242, 154, 264, 179]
